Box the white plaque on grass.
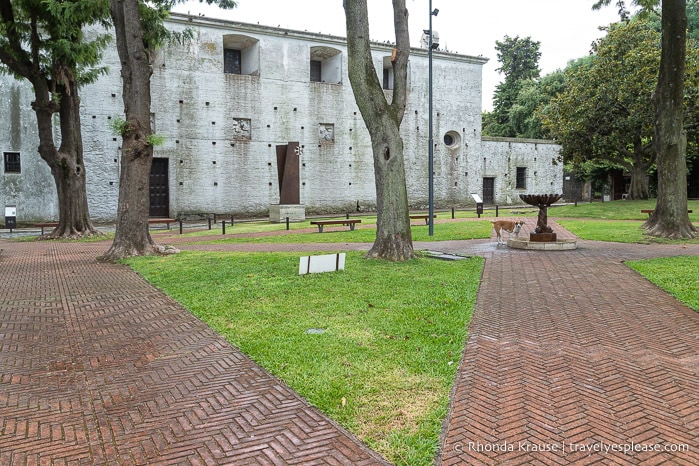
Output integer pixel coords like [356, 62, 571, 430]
[299, 253, 346, 275]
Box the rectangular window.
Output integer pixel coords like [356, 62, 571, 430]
[383, 69, 391, 90]
[310, 60, 322, 82]
[3, 152, 20, 173]
[224, 48, 242, 74]
[516, 167, 527, 189]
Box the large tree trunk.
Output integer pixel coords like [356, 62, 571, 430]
[366, 118, 414, 260]
[646, 0, 696, 238]
[344, 0, 414, 261]
[32, 73, 99, 239]
[626, 140, 650, 200]
[627, 163, 649, 200]
[101, 0, 167, 261]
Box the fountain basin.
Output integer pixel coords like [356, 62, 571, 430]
[507, 238, 577, 250]
[519, 194, 563, 207]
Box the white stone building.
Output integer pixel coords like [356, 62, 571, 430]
[0, 14, 562, 223]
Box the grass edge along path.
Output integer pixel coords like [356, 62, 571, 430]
[124, 250, 484, 466]
[626, 256, 699, 312]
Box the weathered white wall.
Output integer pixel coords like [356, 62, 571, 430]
[0, 80, 58, 220]
[480, 137, 563, 205]
[0, 14, 562, 223]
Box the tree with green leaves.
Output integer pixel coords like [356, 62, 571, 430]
[541, 20, 662, 200]
[594, 0, 696, 238]
[0, 0, 111, 238]
[343, 0, 414, 261]
[483, 35, 541, 138]
[509, 70, 566, 139]
[100, 0, 236, 261]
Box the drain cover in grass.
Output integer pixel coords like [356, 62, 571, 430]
[424, 251, 471, 261]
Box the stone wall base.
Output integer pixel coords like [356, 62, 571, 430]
[269, 204, 306, 223]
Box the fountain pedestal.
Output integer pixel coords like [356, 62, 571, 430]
[531, 232, 557, 242]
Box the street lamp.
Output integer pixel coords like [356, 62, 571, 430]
[427, 3, 438, 236]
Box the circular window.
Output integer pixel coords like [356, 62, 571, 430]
[443, 131, 461, 149]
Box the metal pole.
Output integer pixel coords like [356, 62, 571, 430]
[428, 0, 434, 236]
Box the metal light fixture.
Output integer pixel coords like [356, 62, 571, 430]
[428, 2, 438, 235]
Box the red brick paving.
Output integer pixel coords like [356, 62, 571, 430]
[0, 240, 387, 465]
[436, 218, 699, 466]
[1, 217, 698, 465]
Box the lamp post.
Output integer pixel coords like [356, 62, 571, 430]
[428, 3, 438, 236]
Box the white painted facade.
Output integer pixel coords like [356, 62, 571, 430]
[0, 14, 562, 222]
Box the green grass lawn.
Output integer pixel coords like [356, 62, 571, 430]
[551, 198, 699, 220]
[165, 209, 510, 239]
[556, 219, 699, 244]
[120, 199, 699, 463]
[124, 251, 484, 466]
[179, 219, 494, 244]
[626, 256, 699, 311]
[550, 199, 699, 244]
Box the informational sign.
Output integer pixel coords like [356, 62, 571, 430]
[299, 253, 346, 275]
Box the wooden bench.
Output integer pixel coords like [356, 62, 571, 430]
[310, 219, 361, 233]
[641, 209, 692, 218]
[35, 222, 59, 235]
[409, 214, 437, 225]
[36, 219, 177, 234]
[148, 218, 177, 229]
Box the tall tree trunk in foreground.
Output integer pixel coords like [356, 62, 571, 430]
[344, 0, 414, 261]
[101, 0, 164, 261]
[647, 0, 696, 238]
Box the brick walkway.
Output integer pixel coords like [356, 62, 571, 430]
[0, 240, 387, 465]
[0, 217, 698, 464]
[436, 220, 699, 465]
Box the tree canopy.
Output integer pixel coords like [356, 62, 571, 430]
[540, 20, 667, 199]
[484, 35, 542, 138]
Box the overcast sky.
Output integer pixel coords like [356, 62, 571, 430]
[172, 0, 626, 111]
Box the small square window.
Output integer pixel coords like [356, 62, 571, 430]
[516, 167, 527, 189]
[3, 152, 20, 174]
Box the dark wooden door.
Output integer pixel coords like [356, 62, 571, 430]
[483, 177, 495, 205]
[149, 158, 169, 218]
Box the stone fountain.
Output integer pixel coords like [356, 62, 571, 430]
[520, 193, 562, 242]
[507, 193, 577, 250]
